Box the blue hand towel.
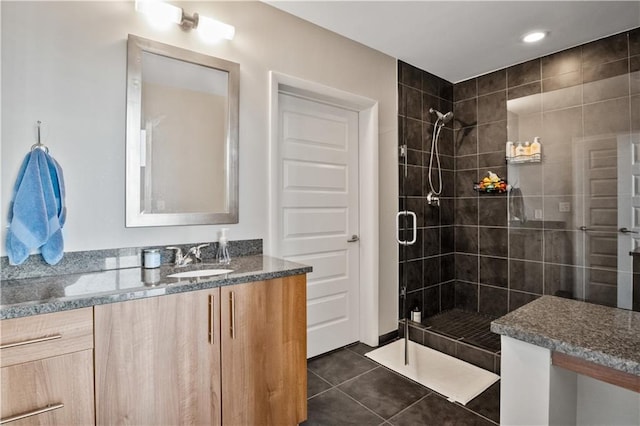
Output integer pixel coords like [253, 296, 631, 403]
[41, 154, 66, 264]
[6, 149, 66, 265]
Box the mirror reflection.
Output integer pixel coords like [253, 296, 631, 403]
[126, 35, 239, 227]
[140, 52, 228, 214]
[507, 70, 639, 310]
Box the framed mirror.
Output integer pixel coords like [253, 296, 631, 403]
[125, 35, 239, 227]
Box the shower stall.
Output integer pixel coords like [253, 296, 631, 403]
[397, 25, 639, 374]
[397, 61, 503, 373]
[398, 105, 455, 363]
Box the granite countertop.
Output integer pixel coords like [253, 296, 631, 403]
[491, 296, 640, 375]
[1, 255, 311, 320]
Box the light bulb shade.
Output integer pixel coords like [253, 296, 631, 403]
[135, 0, 182, 28]
[198, 15, 235, 41]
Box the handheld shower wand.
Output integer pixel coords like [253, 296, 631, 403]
[426, 108, 453, 206]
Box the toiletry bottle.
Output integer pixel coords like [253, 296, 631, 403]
[523, 141, 531, 157]
[143, 248, 161, 269]
[411, 307, 422, 323]
[531, 137, 541, 160]
[217, 228, 231, 265]
[506, 141, 514, 159]
[515, 142, 525, 157]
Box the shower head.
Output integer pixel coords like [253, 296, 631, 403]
[429, 108, 454, 125]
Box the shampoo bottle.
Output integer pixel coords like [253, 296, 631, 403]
[515, 142, 525, 157]
[524, 141, 531, 156]
[217, 228, 231, 265]
[531, 137, 541, 160]
[506, 141, 514, 159]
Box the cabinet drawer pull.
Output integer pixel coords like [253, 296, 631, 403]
[230, 292, 236, 339]
[0, 403, 64, 424]
[0, 334, 62, 350]
[208, 294, 214, 344]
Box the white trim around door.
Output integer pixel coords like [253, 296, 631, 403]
[268, 71, 379, 350]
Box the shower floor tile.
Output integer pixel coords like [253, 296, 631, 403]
[303, 342, 499, 426]
[424, 309, 501, 352]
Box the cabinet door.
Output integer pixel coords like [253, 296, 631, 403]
[0, 349, 94, 425]
[221, 275, 307, 425]
[95, 289, 221, 425]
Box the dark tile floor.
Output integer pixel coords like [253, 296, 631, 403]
[303, 342, 500, 426]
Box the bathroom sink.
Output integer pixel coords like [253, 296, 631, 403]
[167, 269, 233, 278]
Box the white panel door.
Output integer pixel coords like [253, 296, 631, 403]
[582, 136, 618, 306]
[277, 93, 359, 358]
[617, 133, 640, 310]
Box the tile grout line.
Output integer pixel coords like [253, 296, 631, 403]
[333, 385, 388, 424]
[308, 361, 381, 385]
[307, 362, 381, 400]
[385, 393, 433, 424]
[453, 400, 500, 426]
[307, 368, 334, 397]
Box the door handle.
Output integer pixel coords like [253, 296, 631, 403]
[396, 211, 417, 246]
[208, 294, 214, 345]
[0, 334, 62, 350]
[229, 291, 236, 339]
[619, 227, 639, 234]
[347, 235, 359, 243]
[0, 403, 64, 424]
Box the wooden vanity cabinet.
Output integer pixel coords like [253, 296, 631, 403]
[94, 288, 221, 425]
[0, 308, 95, 425]
[94, 274, 307, 426]
[221, 275, 307, 425]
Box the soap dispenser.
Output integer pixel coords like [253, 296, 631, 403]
[217, 228, 231, 265]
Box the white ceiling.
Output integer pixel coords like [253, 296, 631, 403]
[267, 1, 640, 83]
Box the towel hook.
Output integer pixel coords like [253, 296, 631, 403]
[30, 121, 49, 153]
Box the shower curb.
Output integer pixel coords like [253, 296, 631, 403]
[399, 319, 501, 375]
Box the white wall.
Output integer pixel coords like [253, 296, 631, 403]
[576, 374, 640, 426]
[0, 1, 399, 335]
[502, 336, 640, 425]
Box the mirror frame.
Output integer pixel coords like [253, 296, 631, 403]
[125, 34, 239, 227]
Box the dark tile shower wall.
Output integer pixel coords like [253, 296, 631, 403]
[398, 62, 455, 319]
[398, 28, 639, 326]
[452, 28, 640, 315]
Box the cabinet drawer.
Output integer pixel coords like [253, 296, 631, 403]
[0, 349, 95, 425]
[0, 308, 93, 368]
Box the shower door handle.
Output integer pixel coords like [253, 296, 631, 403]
[347, 235, 360, 243]
[396, 211, 417, 246]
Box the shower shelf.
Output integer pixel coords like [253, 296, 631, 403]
[506, 155, 541, 164]
[473, 185, 508, 194]
[474, 175, 507, 194]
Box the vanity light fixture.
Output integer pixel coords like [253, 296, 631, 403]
[135, 0, 235, 41]
[522, 31, 546, 43]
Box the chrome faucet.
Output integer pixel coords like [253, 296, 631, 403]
[167, 246, 191, 267]
[188, 244, 210, 263]
[167, 244, 210, 267]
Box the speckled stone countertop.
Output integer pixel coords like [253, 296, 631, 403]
[491, 296, 640, 375]
[1, 255, 311, 320]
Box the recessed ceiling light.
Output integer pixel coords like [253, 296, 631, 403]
[523, 31, 546, 43]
